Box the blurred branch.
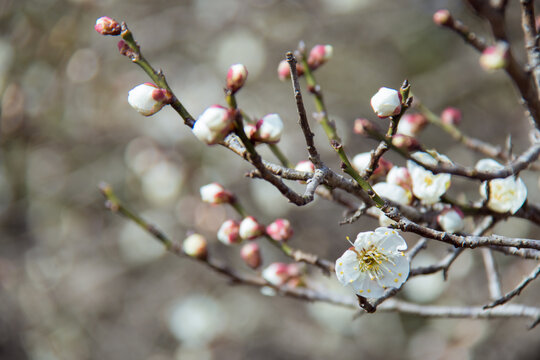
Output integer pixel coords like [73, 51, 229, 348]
[481, 248, 503, 300]
[484, 264, 540, 309]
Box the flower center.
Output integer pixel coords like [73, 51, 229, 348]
[353, 245, 391, 280]
[423, 176, 433, 186]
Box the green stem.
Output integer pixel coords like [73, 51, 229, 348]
[269, 144, 293, 168]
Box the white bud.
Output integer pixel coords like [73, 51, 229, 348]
[182, 234, 208, 260]
[200, 183, 234, 204]
[239, 216, 264, 240]
[127, 83, 172, 116]
[256, 114, 283, 143]
[437, 207, 465, 233]
[370, 87, 402, 118]
[192, 105, 233, 145]
[217, 220, 241, 245]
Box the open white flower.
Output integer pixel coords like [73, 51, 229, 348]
[335, 228, 409, 298]
[476, 159, 527, 214]
[407, 151, 451, 204]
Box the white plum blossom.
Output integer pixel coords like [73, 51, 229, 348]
[475, 159, 527, 214]
[192, 105, 234, 145]
[372, 182, 412, 227]
[370, 87, 402, 118]
[352, 152, 392, 178]
[386, 166, 412, 191]
[407, 151, 452, 204]
[437, 207, 465, 233]
[335, 228, 409, 298]
[127, 83, 172, 116]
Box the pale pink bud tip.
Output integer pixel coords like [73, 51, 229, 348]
[226, 64, 248, 93]
[182, 234, 208, 260]
[200, 183, 235, 204]
[266, 219, 293, 242]
[433, 10, 453, 27]
[479, 42, 509, 71]
[217, 220, 241, 245]
[440, 107, 462, 125]
[307, 44, 333, 69]
[277, 60, 304, 81]
[240, 243, 262, 269]
[127, 83, 171, 116]
[397, 113, 428, 137]
[95, 16, 121, 36]
[239, 216, 265, 240]
[370, 87, 402, 118]
[353, 118, 376, 135]
[262, 263, 302, 287]
[392, 134, 421, 151]
[192, 105, 235, 145]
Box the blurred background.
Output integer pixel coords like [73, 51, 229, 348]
[1, 0, 540, 359]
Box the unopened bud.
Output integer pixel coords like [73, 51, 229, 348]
[437, 207, 465, 233]
[370, 87, 402, 118]
[192, 105, 234, 145]
[392, 134, 421, 151]
[200, 183, 235, 204]
[307, 44, 333, 69]
[353, 118, 377, 135]
[226, 64, 248, 94]
[246, 114, 284, 143]
[396, 113, 428, 137]
[440, 107, 462, 125]
[217, 219, 241, 245]
[127, 83, 172, 116]
[266, 219, 293, 242]
[479, 42, 509, 71]
[433, 9, 453, 27]
[95, 16, 121, 36]
[239, 216, 265, 240]
[262, 262, 290, 286]
[240, 243, 262, 269]
[277, 60, 304, 81]
[182, 233, 208, 260]
[117, 40, 135, 58]
[352, 152, 393, 178]
[294, 160, 315, 173]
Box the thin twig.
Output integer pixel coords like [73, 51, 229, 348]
[484, 264, 540, 309]
[481, 248, 503, 300]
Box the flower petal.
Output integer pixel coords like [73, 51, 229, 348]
[374, 227, 408, 251]
[349, 274, 385, 298]
[377, 254, 409, 289]
[353, 231, 375, 250]
[335, 250, 361, 285]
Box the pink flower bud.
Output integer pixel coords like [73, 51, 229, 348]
[437, 207, 465, 234]
[95, 16, 121, 36]
[240, 242, 262, 269]
[370, 87, 402, 118]
[182, 233, 208, 260]
[353, 118, 377, 135]
[386, 166, 412, 192]
[246, 114, 284, 143]
[479, 42, 509, 71]
[200, 183, 235, 204]
[266, 219, 293, 242]
[277, 60, 304, 81]
[396, 113, 428, 137]
[392, 134, 421, 151]
[440, 107, 462, 125]
[226, 64, 248, 94]
[307, 44, 333, 69]
[239, 216, 265, 240]
[433, 9, 453, 27]
[117, 40, 134, 58]
[217, 220, 241, 245]
[127, 83, 173, 116]
[294, 160, 315, 173]
[192, 105, 234, 145]
[262, 262, 290, 286]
